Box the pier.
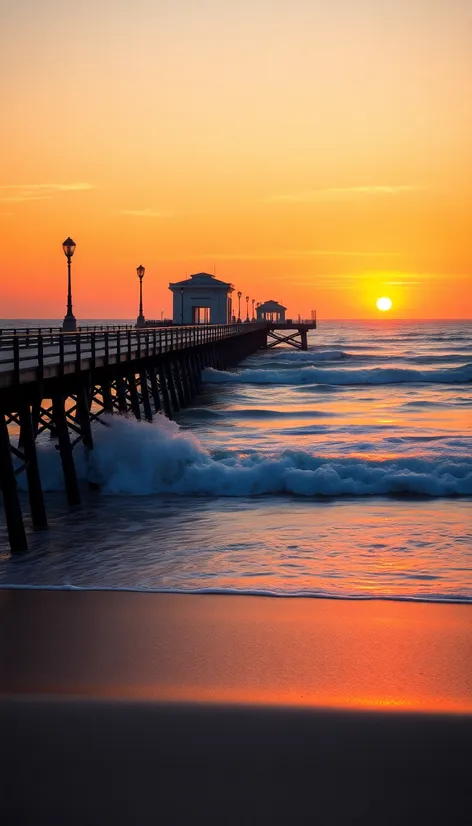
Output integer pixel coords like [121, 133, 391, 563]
[0, 318, 316, 554]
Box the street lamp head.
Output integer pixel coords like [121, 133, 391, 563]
[62, 237, 76, 258]
[237, 291, 242, 299]
[136, 264, 145, 280]
[180, 287, 184, 294]
[246, 295, 249, 302]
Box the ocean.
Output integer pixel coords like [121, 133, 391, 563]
[0, 319, 471, 602]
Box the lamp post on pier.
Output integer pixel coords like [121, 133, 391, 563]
[62, 237, 77, 331]
[180, 287, 184, 324]
[136, 265, 145, 327]
[237, 291, 242, 323]
[252, 298, 255, 321]
[245, 295, 250, 322]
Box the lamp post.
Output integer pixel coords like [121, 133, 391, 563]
[237, 291, 242, 323]
[180, 287, 184, 324]
[136, 264, 145, 327]
[245, 295, 250, 322]
[252, 298, 255, 321]
[62, 237, 77, 331]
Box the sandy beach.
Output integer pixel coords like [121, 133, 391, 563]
[1, 590, 472, 709]
[2, 590, 472, 824]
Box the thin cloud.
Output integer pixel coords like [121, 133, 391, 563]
[120, 208, 174, 218]
[0, 183, 94, 203]
[265, 185, 417, 204]
[190, 250, 399, 261]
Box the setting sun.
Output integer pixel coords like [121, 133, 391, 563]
[376, 297, 393, 312]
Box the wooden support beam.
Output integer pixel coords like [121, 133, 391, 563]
[31, 397, 41, 439]
[127, 371, 141, 420]
[76, 385, 94, 452]
[0, 409, 28, 552]
[183, 356, 196, 400]
[164, 362, 179, 412]
[116, 377, 127, 414]
[158, 365, 173, 419]
[267, 331, 303, 350]
[101, 380, 114, 414]
[19, 401, 48, 529]
[52, 392, 81, 506]
[190, 354, 201, 393]
[173, 360, 188, 407]
[149, 368, 162, 414]
[139, 369, 153, 422]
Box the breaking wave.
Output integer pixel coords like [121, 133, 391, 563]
[203, 363, 472, 386]
[22, 415, 472, 498]
[183, 407, 337, 420]
[262, 351, 472, 367]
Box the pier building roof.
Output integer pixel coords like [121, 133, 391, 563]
[169, 272, 234, 291]
[258, 300, 287, 311]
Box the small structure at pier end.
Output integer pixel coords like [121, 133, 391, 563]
[169, 273, 234, 325]
[256, 300, 286, 323]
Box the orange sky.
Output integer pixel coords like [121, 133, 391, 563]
[1, 0, 471, 319]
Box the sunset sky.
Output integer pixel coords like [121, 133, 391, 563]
[1, 0, 471, 319]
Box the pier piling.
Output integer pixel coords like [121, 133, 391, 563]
[19, 401, 48, 529]
[0, 407, 28, 552]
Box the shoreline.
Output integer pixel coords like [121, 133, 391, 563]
[1, 581, 471, 604]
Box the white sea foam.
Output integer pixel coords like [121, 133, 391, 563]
[20, 414, 472, 498]
[0, 583, 469, 603]
[202, 363, 472, 385]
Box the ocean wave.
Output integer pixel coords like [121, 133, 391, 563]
[1, 583, 470, 604]
[402, 398, 472, 408]
[21, 415, 472, 498]
[264, 349, 352, 363]
[252, 353, 472, 370]
[182, 407, 337, 420]
[405, 354, 472, 365]
[202, 363, 472, 386]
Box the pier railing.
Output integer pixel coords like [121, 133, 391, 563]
[0, 323, 264, 386]
[0, 324, 134, 345]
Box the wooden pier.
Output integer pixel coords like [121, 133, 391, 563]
[0, 318, 316, 553]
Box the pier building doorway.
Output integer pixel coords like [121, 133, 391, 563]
[192, 306, 211, 324]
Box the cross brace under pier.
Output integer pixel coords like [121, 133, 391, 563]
[266, 328, 308, 350]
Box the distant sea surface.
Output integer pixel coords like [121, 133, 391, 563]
[1, 319, 471, 602]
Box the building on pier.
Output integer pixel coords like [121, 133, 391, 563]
[169, 273, 234, 325]
[256, 300, 287, 323]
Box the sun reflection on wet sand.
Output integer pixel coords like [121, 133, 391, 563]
[3, 592, 471, 714]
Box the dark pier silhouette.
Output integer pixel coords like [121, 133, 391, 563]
[0, 319, 316, 553]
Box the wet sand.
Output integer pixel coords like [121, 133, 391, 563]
[1, 590, 472, 824]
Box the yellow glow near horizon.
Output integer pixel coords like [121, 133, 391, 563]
[376, 297, 393, 312]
